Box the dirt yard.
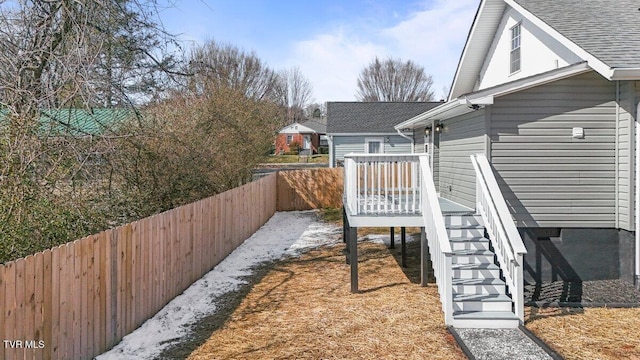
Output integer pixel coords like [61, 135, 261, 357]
[185, 240, 465, 359]
[525, 306, 640, 360]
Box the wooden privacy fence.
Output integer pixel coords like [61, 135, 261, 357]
[0, 168, 342, 360]
[0, 173, 278, 360]
[276, 168, 343, 211]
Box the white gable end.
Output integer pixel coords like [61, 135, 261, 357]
[278, 122, 316, 134]
[476, 6, 582, 91]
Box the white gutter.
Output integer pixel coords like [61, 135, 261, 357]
[328, 135, 335, 168]
[397, 62, 591, 130]
[611, 69, 640, 81]
[395, 101, 462, 130]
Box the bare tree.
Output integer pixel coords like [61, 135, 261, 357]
[0, 0, 179, 114]
[356, 56, 435, 102]
[186, 39, 281, 102]
[278, 66, 314, 123]
[304, 102, 326, 119]
[0, 0, 180, 262]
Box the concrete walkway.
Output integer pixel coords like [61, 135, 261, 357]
[450, 327, 563, 360]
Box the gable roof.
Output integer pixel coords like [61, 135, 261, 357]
[279, 122, 317, 134]
[450, 0, 640, 99]
[326, 102, 441, 134]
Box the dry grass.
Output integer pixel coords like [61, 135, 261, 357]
[526, 306, 640, 359]
[187, 241, 464, 360]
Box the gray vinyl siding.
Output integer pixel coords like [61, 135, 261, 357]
[616, 81, 636, 231]
[331, 135, 412, 165]
[439, 109, 487, 208]
[413, 127, 427, 153]
[490, 71, 617, 228]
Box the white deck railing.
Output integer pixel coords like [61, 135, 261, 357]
[418, 156, 454, 324]
[343, 154, 422, 216]
[470, 154, 528, 323]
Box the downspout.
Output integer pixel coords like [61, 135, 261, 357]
[636, 100, 640, 289]
[396, 128, 415, 153]
[328, 135, 335, 168]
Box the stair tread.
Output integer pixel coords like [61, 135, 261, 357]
[452, 278, 505, 285]
[453, 293, 512, 302]
[453, 311, 519, 320]
[452, 263, 499, 270]
[447, 224, 484, 229]
[449, 236, 489, 242]
[452, 249, 494, 256]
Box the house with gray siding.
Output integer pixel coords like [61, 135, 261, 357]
[395, 0, 640, 292]
[326, 102, 441, 167]
[341, 0, 640, 328]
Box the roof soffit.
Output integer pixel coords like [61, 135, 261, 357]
[449, 0, 506, 100]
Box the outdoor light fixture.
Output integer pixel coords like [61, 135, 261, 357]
[435, 124, 443, 133]
[424, 126, 432, 135]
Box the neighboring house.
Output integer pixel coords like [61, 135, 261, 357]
[394, 0, 640, 288]
[326, 102, 441, 167]
[275, 117, 326, 155]
[341, 0, 640, 328]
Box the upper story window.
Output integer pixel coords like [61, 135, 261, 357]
[510, 23, 521, 74]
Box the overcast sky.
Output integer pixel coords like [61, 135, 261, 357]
[159, 0, 479, 103]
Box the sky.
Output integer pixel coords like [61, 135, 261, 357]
[158, 0, 480, 104]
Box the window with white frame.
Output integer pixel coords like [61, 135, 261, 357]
[510, 23, 521, 74]
[365, 137, 384, 154]
[286, 134, 293, 145]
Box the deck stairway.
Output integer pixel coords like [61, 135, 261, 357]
[343, 153, 526, 329]
[446, 214, 519, 328]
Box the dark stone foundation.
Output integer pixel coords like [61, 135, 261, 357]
[519, 227, 639, 304]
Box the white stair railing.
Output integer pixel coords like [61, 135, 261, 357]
[418, 156, 453, 324]
[470, 154, 527, 323]
[343, 154, 421, 216]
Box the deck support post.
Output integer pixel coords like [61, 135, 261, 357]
[342, 207, 348, 243]
[420, 227, 429, 287]
[344, 208, 349, 264]
[401, 227, 407, 268]
[349, 225, 358, 293]
[389, 227, 395, 249]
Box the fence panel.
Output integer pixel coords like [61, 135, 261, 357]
[276, 168, 343, 211]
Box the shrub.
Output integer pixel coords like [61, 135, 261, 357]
[289, 140, 301, 154]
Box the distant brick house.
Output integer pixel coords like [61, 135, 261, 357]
[275, 118, 327, 155]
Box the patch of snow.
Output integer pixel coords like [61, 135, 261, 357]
[362, 232, 419, 246]
[96, 211, 341, 360]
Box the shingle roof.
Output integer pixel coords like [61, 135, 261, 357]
[326, 102, 442, 134]
[301, 117, 327, 133]
[514, 0, 640, 68]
